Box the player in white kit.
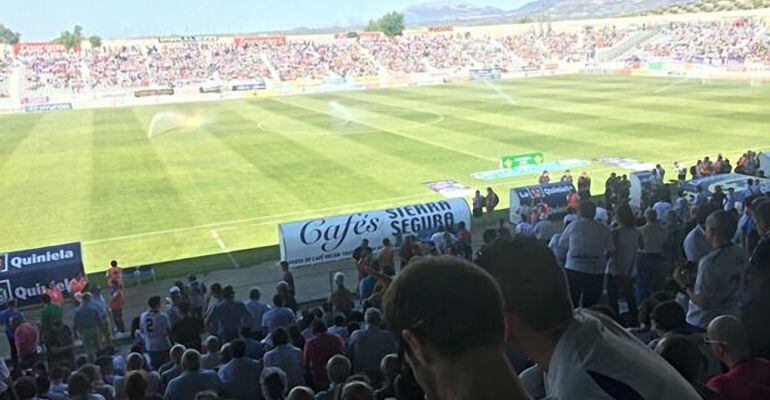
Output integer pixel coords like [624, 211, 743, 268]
[140, 295, 172, 369]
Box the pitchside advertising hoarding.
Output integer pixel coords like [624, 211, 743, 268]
[509, 182, 574, 224]
[279, 198, 471, 267]
[0, 242, 84, 307]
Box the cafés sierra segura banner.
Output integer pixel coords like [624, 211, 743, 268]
[279, 198, 471, 267]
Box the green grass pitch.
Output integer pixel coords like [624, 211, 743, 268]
[1, 74, 769, 273]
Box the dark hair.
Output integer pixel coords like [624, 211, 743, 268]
[110, 260, 118, 267]
[50, 367, 67, 381]
[67, 371, 91, 396]
[754, 201, 770, 228]
[334, 314, 346, 326]
[273, 294, 284, 308]
[230, 338, 247, 358]
[272, 327, 290, 346]
[652, 301, 687, 332]
[13, 377, 37, 400]
[222, 285, 235, 300]
[695, 203, 720, 227]
[384, 256, 505, 357]
[148, 296, 161, 309]
[210, 283, 222, 295]
[482, 229, 498, 244]
[35, 376, 51, 396]
[614, 204, 636, 227]
[311, 319, 327, 334]
[476, 238, 573, 332]
[578, 201, 597, 219]
[656, 335, 707, 383]
[41, 293, 51, 304]
[124, 371, 149, 400]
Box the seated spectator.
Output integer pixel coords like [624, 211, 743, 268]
[649, 300, 702, 349]
[304, 319, 345, 390]
[218, 338, 261, 400]
[264, 327, 304, 389]
[164, 349, 221, 400]
[287, 386, 315, 400]
[115, 353, 161, 398]
[705, 316, 770, 399]
[316, 355, 352, 400]
[655, 336, 723, 400]
[240, 327, 266, 359]
[477, 237, 701, 399]
[346, 308, 397, 383]
[201, 336, 222, 370]
[341, 381, 374, 400]
[68, 371, 106, 400]
[49, 367, 69, 397]
[160, 345, 186, 388]
[79, 364, 115, 400]
[328, 314, 349, 341]
[35, 375, 66, 400]
[124, 371, 161, 400]
[375, 354, 399, 400]
[261, 367, 289, 400]
[13, 377, 38, 400]
[681, 211, 748, 329]
[383, 256, 531, 400]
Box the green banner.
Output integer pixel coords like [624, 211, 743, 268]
[500, 152, 544, 169]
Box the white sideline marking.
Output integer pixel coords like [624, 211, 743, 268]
[273, 97, 497, 162]
[211, 229, 241, 269]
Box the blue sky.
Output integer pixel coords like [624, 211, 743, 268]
[4, 0, 532, 41]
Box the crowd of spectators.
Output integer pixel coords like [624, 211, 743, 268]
[640, 18, 770, 66]
[0, 150, 768, 399]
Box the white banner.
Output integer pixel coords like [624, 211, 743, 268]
[279, 198, 471, 267]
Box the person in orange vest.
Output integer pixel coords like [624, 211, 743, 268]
[45, 281, 64, 306]
[109, 281, 126, 333]
[105, 260, 123, 287]
[567, 189, 581, 212]
[68, 273, 88, 304]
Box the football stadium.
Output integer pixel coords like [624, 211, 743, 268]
[1, 1, 770, 398]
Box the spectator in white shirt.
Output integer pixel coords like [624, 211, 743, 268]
[684, 203, 721, 265]
[637, 209, 669, 300]
[558, 201, 613, 307]
[680, 211, 748, 329]
[477, 238, 702, 400]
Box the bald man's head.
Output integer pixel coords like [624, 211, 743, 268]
[707, 315, 750, 365]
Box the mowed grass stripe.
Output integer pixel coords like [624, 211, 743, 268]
[88, 108, 194, 241]
[0, 110, 94, 249]
[0, 113, 44, 173]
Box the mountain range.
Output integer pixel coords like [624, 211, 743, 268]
[402, 0, 699, 24]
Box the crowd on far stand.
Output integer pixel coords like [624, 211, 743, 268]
[0, 150, 768, 400]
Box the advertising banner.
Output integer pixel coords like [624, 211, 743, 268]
[234, 36, 287, 47]
[509, 182, 575, 223]
[231, 83, 266, 91]
[681, 174, 769, 202]
[158, 36, 217, 43]
[500, 152, 544, 169]
[279, 198, 471, 267]
[23, 103, 72, 113]
[0, 242, 84, 307]
[470, 68, 502, 81]
[134, 88, 175, 98]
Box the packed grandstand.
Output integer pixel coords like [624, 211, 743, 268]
[1, 16, 769, 98]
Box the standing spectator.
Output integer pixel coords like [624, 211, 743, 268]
[538, 170, 550, 185]
[705, 316, 770, 399]
[280, 261, 296, 295]
[346, 308, 397, 382]
[206, 285, 250, 342]
[605, 172, 619, 206]
[46, 320, 75, 368]
[315, 355, 351, 400]
[684, 204, 720, 265]
[561, 169, 573, 184]
[0, 299, 23, 367]
[607, 204, 641, 326]
[171, 303, 203, 351]
[558, 201, 614, 307]
[455, 221, 473, 260]
[471, 190, 484, 217]
[204, 283, 223, 332]
[681, 211, 748, 329]
[577, 171, 591, 199]
[476, 238, 701, 399]
[140, 296, 172, 370]
[45, 281, 64, 306]
[245, 287, 271, 336]
[485, 187, 499, 220]
[566, 189, 580, 212]
[304, 320, 345, 390]
[376, 239, 395, 274]
[108, 282, 125, 333]
[69, 272, 89, 303]
[328, 273, 354, 316]
[165, 349, 221, 400]
[218, 338, 262, 400]
[533, 214, 558, 244]
[105, 260, 123, 287]
[382, 256, 531, 400]
[13, 316, 39, 369]
[742, 201, 770, 358]
[187, 275, 207, 320]
[40, 293, 63, 340]
[262, 295, 296, 337]
[637, 209, 669, 300]
[264, 328, 304, 389]
[90, 285, 112, 348]
[73, 293, 104, 361]
[352, 240, 372, 263]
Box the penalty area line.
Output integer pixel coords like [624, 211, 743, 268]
[211, 229, 241, 269]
